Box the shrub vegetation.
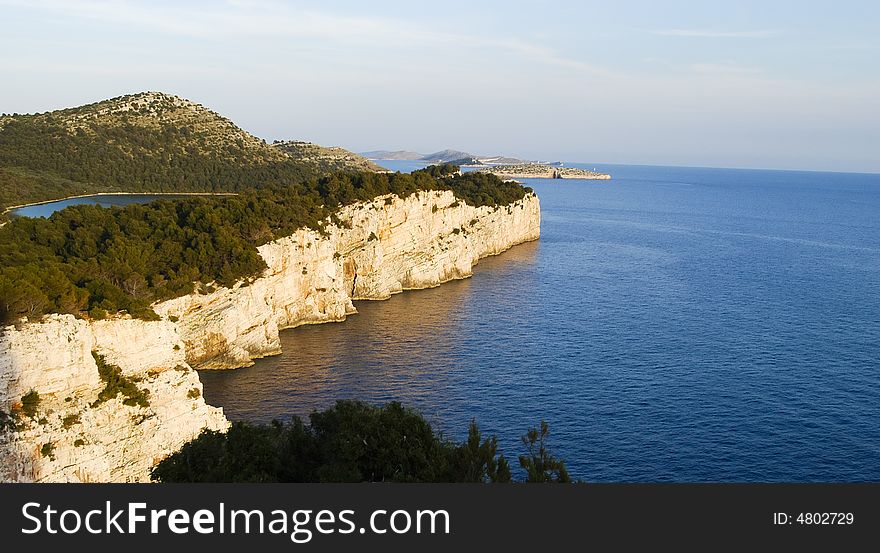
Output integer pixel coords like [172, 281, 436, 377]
[20, 390, 40, 418]
[91, 352, 150, 408]
[151, 400, 568, 483]
[151, 400, 518, 483]
[40, 442, 55, 459]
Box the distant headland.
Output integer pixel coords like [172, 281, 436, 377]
[475, 164, 611, 180]
[361, 149, 611, 180]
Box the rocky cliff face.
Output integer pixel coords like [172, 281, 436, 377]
[0, 190, 540, 481]
[157, 190, 541, 370]
[0, 316, 227, 482]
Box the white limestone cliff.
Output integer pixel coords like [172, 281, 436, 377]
[0, 190, 540, 482]
[158, 190, 540, 369]
[0, 316, 227, 482]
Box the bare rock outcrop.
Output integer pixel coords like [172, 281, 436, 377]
[0, 190, 540, 481]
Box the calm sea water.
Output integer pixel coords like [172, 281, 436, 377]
[195, 162, 876, 481]
[10, 194, 216, 218]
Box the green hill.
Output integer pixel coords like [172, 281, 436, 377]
[272, 140, 385, 173]
[0, 91, 377, 212]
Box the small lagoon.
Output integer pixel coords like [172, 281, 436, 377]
[9, 193, 231, 218]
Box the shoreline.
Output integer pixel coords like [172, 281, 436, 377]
[482, 171, 612, 180]
[475, 164, 611, 180]
[0, 190, 541, 482]
[156, 190, 541, 370]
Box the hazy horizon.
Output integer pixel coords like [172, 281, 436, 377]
[2, 0, 878, 173]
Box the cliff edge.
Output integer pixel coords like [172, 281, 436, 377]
[0, 190, 540, 482]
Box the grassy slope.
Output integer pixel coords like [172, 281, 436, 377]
[0, 91, 378, 212]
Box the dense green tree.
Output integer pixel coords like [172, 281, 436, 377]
[150, 401, 520, 483]
[413, 163, 460, 178]
[0, 169, 531, 324]
[451, 419, 512, 483]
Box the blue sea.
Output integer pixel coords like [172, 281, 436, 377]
[196, 162, 876, 481]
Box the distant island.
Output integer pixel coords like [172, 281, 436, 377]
[476, 164, 611, 180]
[359, 149, 425, 161]
[361, 150, 611, 179]
[361, 149, 529, 165]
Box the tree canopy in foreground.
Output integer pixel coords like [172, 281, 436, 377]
[151, 400, 569, 483]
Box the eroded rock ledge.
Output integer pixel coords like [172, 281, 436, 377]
[0, 190, 540, 482]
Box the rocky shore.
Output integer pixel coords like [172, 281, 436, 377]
[476, 164, 611, 180]
[0, 190, 541, 482]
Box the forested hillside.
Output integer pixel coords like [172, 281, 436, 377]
[0, 168, 530, 324]
[0, 93, 531, 325]
[0, 92, 375, 211]
[273, 140, 384, 173]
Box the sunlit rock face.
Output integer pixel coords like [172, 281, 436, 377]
[0, 190, 539, 482]
[0, 316, 227, 482]
[156, 190, 541, 370]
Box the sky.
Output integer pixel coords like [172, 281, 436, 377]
[1, 0, 878, 172]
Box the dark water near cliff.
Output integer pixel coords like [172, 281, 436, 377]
[10, 194, 220, 218]
[201, 162, 880, 482]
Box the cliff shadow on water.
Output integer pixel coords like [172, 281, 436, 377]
[0, 190, 540, 482]
[199, 239, 541, 428]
